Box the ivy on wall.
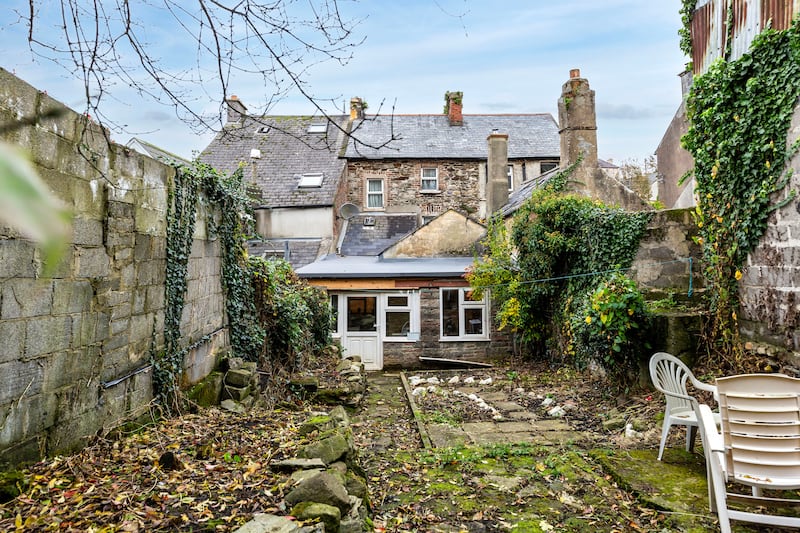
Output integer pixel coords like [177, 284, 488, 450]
[467, 166, 653, 388]
[682, 21, 800, 368]
[155, 166, 199, 410]
[154, 162, 262, 411]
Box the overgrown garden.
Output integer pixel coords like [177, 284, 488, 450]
[155, 161, 332, 412]
[467, 167, 654, 390]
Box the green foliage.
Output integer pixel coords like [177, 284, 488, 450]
[468, 164, 653, 387]
[155, 161, 261, 411]
[681, 20, 800, 367]
[570, 272, 652, 384]
[250, 257, 332, 370]
[156, 166, 199, 411]
[678, 0, 696, 61]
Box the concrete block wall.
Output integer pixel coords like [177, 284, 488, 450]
[739, 105, 800, 356]
[0, 69, 228, 464]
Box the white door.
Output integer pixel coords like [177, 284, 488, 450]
[343, 295, 382, 370]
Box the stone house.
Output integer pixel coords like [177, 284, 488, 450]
[296, 95, 561, 369]
[199, 97, 351, 268]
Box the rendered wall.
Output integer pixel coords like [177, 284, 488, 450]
[0, 69, 227, 464]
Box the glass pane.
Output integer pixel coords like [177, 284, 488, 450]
[422, 168, 437, 177]
[421, 178, 437, 190]
[464, 289, 482, 302]
[387, 296, 408, 307]
[464, 308, 483, 335]
[330, 295, 339, 331]
[367, 193, 383, 208]
[347, 296, 376, 332]
[442, 289, 459, 337]
[368, 179, 383, 192]
[386, 311, 410, 336]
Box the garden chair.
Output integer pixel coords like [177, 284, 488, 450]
[695, 373, 800, 532]
[649, 352, 719, 460]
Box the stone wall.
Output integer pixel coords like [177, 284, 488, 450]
[631, 208, 702, 294]
[738, 105, 800, 357]
[382, 287, 512, 368]
[346, 159, 482, 219]
[0, 69, 227, 464]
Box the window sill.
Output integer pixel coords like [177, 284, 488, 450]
[438, 337, 490, 342]
[384, 337, 418, 343]
[420, 189, 441, 195]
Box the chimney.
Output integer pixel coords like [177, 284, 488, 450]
[350, 97, 365, 120]
[225, 95, 247, 123]
[558, 68, 597, 171]
[486, 131, 509, 215]
[445, 91, 463, 126]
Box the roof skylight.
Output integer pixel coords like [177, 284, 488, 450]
[307, 122, 327, 134]
[298, 173, 324, 187]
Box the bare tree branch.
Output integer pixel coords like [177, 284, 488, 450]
[18, 0, 405, 150]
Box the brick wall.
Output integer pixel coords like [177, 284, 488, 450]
[0, 69, 228, 464]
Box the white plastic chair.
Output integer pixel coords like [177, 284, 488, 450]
[649, 352, 719, 460]
[695, 373, 800, 532]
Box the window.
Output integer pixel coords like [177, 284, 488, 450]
[541, 162, 558, 173]
[440, 288, 488, 339]
[307, 122, 327, 133]
[384, 294, 415, 340]
[421, 167, 438, 191]
[298, 173, 323, 187]
[366, 178, 384, 209]
[330, 294, 340, 336]
[507, 165, 514, 191]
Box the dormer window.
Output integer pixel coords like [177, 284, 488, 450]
[298, 173, 323, 187]
[307, 122, 327, 134]
[257, 126, 271, 134]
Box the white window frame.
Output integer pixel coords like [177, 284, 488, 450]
[383, 292, 419, 342]
[421, 167, 439, 192]
[507, 164, 514, 191]
[330, 294, 342, 338]
[298, 172, 323, 188]
[307, 122, 327, 133]
[439, 288, 489, 341]
[366, 178, 384, 210]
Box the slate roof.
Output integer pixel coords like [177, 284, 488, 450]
[296, 255, 474, 279]
[247, 239, 323, 269]
[345, 114, 559, 160]
[126, 137, 190, 165]
[500, 165, 561, 218]
[339, 214, 418, 256]
[199, 115, 350, 208]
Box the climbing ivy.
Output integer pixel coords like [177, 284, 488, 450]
[681, 21, 800, 368]
[154, 161, 262, 411]
[250, 257, 331, 371]
[155, 166, 199, 411]
[467, 165, 653, 388]
[678, 0, 696, 60]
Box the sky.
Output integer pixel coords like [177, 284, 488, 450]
[0, 1, 687, 164]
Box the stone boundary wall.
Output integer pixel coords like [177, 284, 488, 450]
[0, 69, 227, 464]
[631, 208, 702, 296]
[739, 104, 800, 358]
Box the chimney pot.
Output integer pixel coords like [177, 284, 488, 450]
[350, 97, 365, 120]
[445, 91, 463, 126]
[570, 68, 581, 79]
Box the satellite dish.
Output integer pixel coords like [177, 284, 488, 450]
[338, 202, 360, 220]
